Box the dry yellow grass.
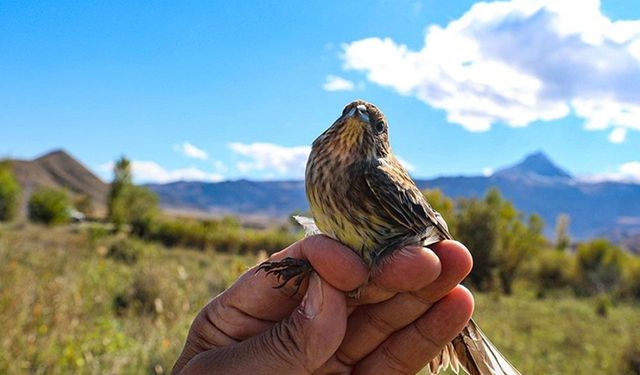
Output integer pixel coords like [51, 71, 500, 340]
[1, 224, 639, 374]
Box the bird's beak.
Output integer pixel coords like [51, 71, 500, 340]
[345, 104, 370, 124]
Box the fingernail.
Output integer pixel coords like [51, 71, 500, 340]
[300, 273, 323, 318]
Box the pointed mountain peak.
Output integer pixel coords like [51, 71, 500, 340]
[35, 149, 74, 162]
[495, 151, 572, 179]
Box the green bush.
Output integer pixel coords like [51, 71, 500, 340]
[0, 162, 21, 222]
[143, 216, 297, 254]
[595, 294, 613, 317]
[456, 197, 498, 291]
[620, 257, 640, 300]
[107, 239, 144, 264]
[27, 187, 71, 225]
[113, 269, 180, 319]
[534, 249, 573, 297]
[110, 185, 159, 231]
[574, 239, 626, 296]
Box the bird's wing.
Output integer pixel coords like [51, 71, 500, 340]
[428, 319, 522, 375]
[362, 160, 520, 375]
[363, 158, 452, 242]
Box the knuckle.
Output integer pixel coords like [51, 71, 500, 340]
[413, 321, 442, 351]
[259, 320, 312, 374]
[380, 344, 414, 375]
[362, 308, 396, 335]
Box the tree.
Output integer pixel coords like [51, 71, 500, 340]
[456, 196, 498, 291]
[423, 188, 456, 236]
[0, 162, 21, 221]
[494, 212, 545, 294]
[107, 156, 158, 231]
[554, 214, 571, 251]
[575, 239, 626, 295]
[28, 187, 70, 225]
[456, 188, 544, 293]
[108, 157, 132, 225]
[125, 186, 159, 237]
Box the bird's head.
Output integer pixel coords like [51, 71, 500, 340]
[313, 100, 391, 160]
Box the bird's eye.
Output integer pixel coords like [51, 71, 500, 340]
[374, 120, 386, 134]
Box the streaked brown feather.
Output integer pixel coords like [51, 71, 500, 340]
[304, 100, 521, 375]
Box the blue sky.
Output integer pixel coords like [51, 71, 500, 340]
[1, 0, 640, 183]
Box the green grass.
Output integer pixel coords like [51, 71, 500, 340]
[1, 224, 639, 374]
[0, 224, 262, 374]
[471, 292, 640, 374]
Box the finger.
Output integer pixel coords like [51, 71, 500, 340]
[353, 286, 474, 375]
[234, 235, 367, 317]
[412, 241, 474, 303]
[333, 240, 472, 367]
[185, 235, 367, 348]
[179, 273, 348, 375]
[349, 246, 441, 305]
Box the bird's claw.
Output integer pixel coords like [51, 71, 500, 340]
[256, 257, 313, 296]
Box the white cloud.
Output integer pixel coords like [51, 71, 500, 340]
[608, 127, 627, 143]
[582, 161, 640, 183]
[100, 160, 223, 184]
[482, 167, 494, 177]
[323, 75, 355, 92]
[174, 142, 208, 160]
[341, 0, 640, 135]
[229, 142, 311, 178]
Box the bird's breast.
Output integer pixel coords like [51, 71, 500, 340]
[305, 152, 412, 265]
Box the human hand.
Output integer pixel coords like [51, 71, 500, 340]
[172, 235, 473, 374]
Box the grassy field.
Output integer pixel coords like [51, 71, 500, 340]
[1, 224, 639, 374]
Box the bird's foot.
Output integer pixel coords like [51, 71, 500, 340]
[256, 257, 313, 295]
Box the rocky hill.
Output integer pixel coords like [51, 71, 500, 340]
[7, 150, 108, 215]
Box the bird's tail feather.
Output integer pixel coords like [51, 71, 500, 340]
[428, 319, 521, 375]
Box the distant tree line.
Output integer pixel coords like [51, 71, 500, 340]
[1, 157, 638, 300]
[424, 188, 640, 301]
[105, 157, 296, 254]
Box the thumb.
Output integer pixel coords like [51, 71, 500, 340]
[180, 273, 348, 374]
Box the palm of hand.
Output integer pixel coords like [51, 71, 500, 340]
[173, 235, 473, 375]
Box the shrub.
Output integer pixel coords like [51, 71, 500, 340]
[113, 269, 179, 318]
[107, 239, 144, 264]
[456, 197, 498, 291]
[595, 294, 613, 317]
[143, 216, 297, 254]
[574, 239, 626, 296]
[110, 185, 159, 231]
[0, 162, 21, 221]
[534, 249, 573, 297]
[27, 187, 71, 225]
[620, 257, 640, 300]
[107, 157, 159, 229]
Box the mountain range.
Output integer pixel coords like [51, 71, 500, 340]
[6, 150, 640, 244]
[148, 152, 640, 241]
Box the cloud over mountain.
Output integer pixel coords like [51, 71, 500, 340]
[174, 142, 209, 160]
[228, 142, 311, 178]
[100, 160, 224, 184]
[341, 0, 640, 140]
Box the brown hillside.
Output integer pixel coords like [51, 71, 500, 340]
[7, 150, 108, 216]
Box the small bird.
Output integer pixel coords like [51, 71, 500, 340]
[259, 100, 520, 375]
